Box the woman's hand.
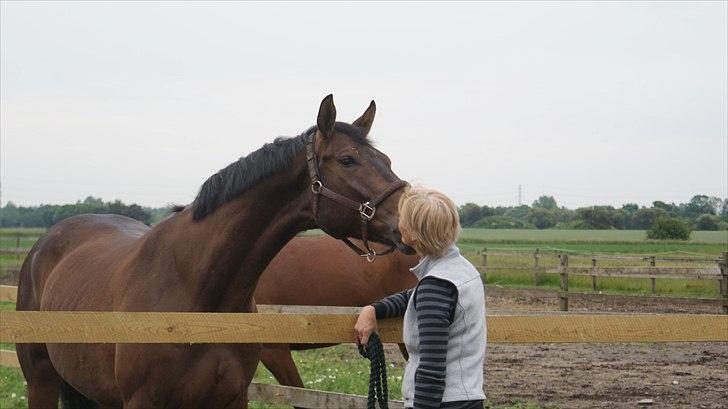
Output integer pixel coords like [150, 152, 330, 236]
[354, 305, 378, 347]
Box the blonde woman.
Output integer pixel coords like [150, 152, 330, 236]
[355, 187, 486, 409]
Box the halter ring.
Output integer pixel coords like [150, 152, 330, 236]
[311, 180, 322, 194]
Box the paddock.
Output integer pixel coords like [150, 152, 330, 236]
[1, 284, 726, 408]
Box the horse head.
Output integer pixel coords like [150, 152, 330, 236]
[308, 95, 416, 258]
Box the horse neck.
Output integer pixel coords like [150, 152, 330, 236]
[152, 153, 314, 311]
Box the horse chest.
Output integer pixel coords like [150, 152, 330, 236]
[116, 343, 260, 408]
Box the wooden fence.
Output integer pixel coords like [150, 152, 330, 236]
[1, 285, 726, 408]
[0, 235, 27, 258]
[479, 250, 728, 313]
[3, 310, 726, 344]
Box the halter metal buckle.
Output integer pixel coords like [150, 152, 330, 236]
[360, 202, 376, 221]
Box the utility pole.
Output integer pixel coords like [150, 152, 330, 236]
[518, 184, 522, 206]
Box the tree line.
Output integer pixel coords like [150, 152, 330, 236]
[2, 194, 727, 234]
[0, 197, 173, 228]
[458, 195, 728, 232]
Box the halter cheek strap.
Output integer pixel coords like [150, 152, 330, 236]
[305, 133, 407, 262]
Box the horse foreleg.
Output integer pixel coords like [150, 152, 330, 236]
[260, 344, 304, 388]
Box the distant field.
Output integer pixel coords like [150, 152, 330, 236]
[460, 228, 728, 243]
[0, 228, 45, 238]
[2, 227, 727, 255]
[458, 229, 727, 256]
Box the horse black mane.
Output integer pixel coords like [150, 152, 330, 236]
[183, 122, 371, 221]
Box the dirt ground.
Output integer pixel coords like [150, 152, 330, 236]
[474, 296, 726, 408]
[483, 341, 726, 409]
[381, 295, 726, 409]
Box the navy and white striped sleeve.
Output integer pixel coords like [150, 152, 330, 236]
[371, 288, 414, 319]
[413, 277, 457, 409]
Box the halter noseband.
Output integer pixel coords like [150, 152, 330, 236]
[305, 132, 407, 262]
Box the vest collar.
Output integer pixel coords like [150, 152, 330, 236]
[409, 244, 460, 280]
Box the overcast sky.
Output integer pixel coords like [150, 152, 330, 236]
[1, 1, 726, 209]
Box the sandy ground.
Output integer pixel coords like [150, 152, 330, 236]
[381, 295, 727, 409]
[484, 341, 726, 409]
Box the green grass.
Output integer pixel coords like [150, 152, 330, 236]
[459, 228, 728, 243]
[1, 253, 25, 265]
[458, 229, 727, 256]
[0, 300, 27, 407]
[0, 238, 37, 250]
[0, 346, 546, 409]
[0, 229, 42, 257]
[458, 240, 726, 256]
[0, 367, 26, 409]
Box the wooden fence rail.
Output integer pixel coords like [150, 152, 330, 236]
[1, 310, 726, 343]
[480, 250, 728, 313]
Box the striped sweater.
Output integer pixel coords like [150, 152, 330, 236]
[372, 277, 483, 409]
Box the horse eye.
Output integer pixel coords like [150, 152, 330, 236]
[338, 156, 358, 167]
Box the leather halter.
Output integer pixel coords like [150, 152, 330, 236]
[305, 132, 407, 262]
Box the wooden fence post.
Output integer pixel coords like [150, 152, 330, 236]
[650, 256, 657, 294]
[720, 252, 728, 315]
[591, 256, 597, 292]
[481, 248, 487, 280]
[16, 235, 20, 261]
[533, 248, 540, 286]
[559, 254, 569, 312]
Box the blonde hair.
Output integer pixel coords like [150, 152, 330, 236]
[398, 186, 460, 257]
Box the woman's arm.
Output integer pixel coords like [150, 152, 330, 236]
[413, 277, 458, 409]
[355, 288, 414, 347]
[372, 288, 414, 319]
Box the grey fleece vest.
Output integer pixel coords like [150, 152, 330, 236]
[402, 245, 487, 406]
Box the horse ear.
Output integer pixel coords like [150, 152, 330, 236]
[317, 94, 336, 138]
[352, 100, 376, 136]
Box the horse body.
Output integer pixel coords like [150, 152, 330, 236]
[17, 215, 142, 406]
[16, 96, 412, 408]
[256, 235, 418, 308]
[19, 175, 306, 407]
[255, 235, 419, 389]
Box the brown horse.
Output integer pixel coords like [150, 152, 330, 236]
[255, 235, 419, 389]
[16, 95, 414, 408]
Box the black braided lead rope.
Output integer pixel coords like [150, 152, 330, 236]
[357, 332, 389, 409]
